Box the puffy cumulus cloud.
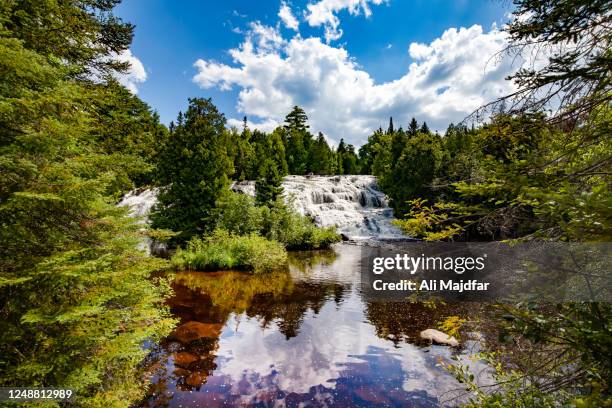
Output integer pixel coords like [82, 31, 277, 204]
[305, 0, 385, 42]
[115, 49, 147, 94]
[278, 1, 299, 31]
[194, 23, 518, 146]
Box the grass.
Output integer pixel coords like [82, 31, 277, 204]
[171, 229, 288, 274]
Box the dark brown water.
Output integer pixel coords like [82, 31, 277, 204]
[142, 244, 485, 407]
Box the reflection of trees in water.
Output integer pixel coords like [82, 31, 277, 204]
[287, 249, 338, 275]
[145, 251, 349, 401]
[364, 301, 475, 346]
[246, 281, 348, 339]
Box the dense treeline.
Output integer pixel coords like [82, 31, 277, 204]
[0, 1, 174, 406]
[230, 105, 361, 181]
[374, 1, 610, 407]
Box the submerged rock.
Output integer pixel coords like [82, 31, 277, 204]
[171, 321, 223, 344]
[173, 351, 199, 367]
[420, 329, 459, 347]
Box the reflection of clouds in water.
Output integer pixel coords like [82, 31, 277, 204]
[218, 291, 373, 394]
[149, 244, 485, 407]
[213, 288, 466, 405]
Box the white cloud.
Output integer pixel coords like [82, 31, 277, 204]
[408, 42, 431, 60]
[279, 1, 299, 31]
[194, 21, 519, 146]
[305, 0, 385, 42]
[115, 49, 147, 94]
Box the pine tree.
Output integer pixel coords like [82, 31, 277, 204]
[419, 121, 430, 134]
[283, 106, 309, 132]
[256, 159, 284, 206]
[0, 2, 174, 405]
[387, 117, 394, 134]
[152, 98, 234, 243]
[408, 117, 419, 136]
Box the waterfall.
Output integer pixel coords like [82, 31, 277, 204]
[119, 176, 403, 245]
[233, 175, 403, 239]
[117, 188, 164, 255]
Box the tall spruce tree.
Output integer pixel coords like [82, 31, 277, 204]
[256, 159, 284, 206]
[0, 1, 174, 405]
[152, 98, 234, 243]
[408, 117, 419, 136]
[283, 106, 309, 132]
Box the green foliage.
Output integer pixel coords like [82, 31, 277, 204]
[437, 315, 466, 339]
[215, 192, 341, 250]
[446, 303, 612, 408]
[171, 229, 288, 274]
[214, 191, 264, 235]
[362, 123, 444, 215]
[336, 138, 360, 175]
[256, 158, 284, 206]
[0, 2, 175, 406]
[151, 97, 234, 244]
[1, 0, 134, 76]
[260, 199, 341, 250]
[86, 80, 169, 190]
[395, 113, 611, 241]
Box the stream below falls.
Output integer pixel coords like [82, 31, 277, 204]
[141, 244, 487, 408]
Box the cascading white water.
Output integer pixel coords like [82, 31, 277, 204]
[118, 175, 404, 245]
[234, 175, 403, 239]
[118, 188, 164, 255]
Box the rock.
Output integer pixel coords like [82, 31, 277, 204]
[173, 367, 191, 377]
[171, 321, 223, 344]
[174, 351, 199, 367]
[340, 233, 350, 241]
[420, 329, 459, 347]
[186, 370, 208, 387]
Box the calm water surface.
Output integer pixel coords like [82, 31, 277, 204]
[143, 244, 484, 407]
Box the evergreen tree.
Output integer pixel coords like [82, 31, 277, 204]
[283, 105, 309, 132]
[408, 117, 419, 136]
[256, 159, 284, 206]
[342, 144, 360, 174]
[0, 2, 174, 405]
[419, 121, 430, 134]
[387, 117, 394, 134]
[358, 128, 385, 174]
[232, 120, 255, 181]
[87, 79, 169, 190]
[307, 132, 333, 174]
[152, 98, 234, 243]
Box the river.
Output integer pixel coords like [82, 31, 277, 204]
[121, 177, 486, 407]
[140, 244, 485, 407]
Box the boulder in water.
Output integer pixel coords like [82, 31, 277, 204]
[174, 351, 199, 367]
[171, 321, 223, 343]
[420, 329, 459, 347]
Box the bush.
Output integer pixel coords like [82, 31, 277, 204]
[172, 229, 287, 274]
[215, 191, 263, 235]
[215, 192, 341, 250]
[261, 200, 341, 250]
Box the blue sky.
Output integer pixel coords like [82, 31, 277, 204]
[115, 0, 515, 145]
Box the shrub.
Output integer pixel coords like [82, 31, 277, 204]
[214, 191, 263, 235]
[215, 193, 341, 250]
[261, 200, 341, 250]
[172, 229, 287, 274]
